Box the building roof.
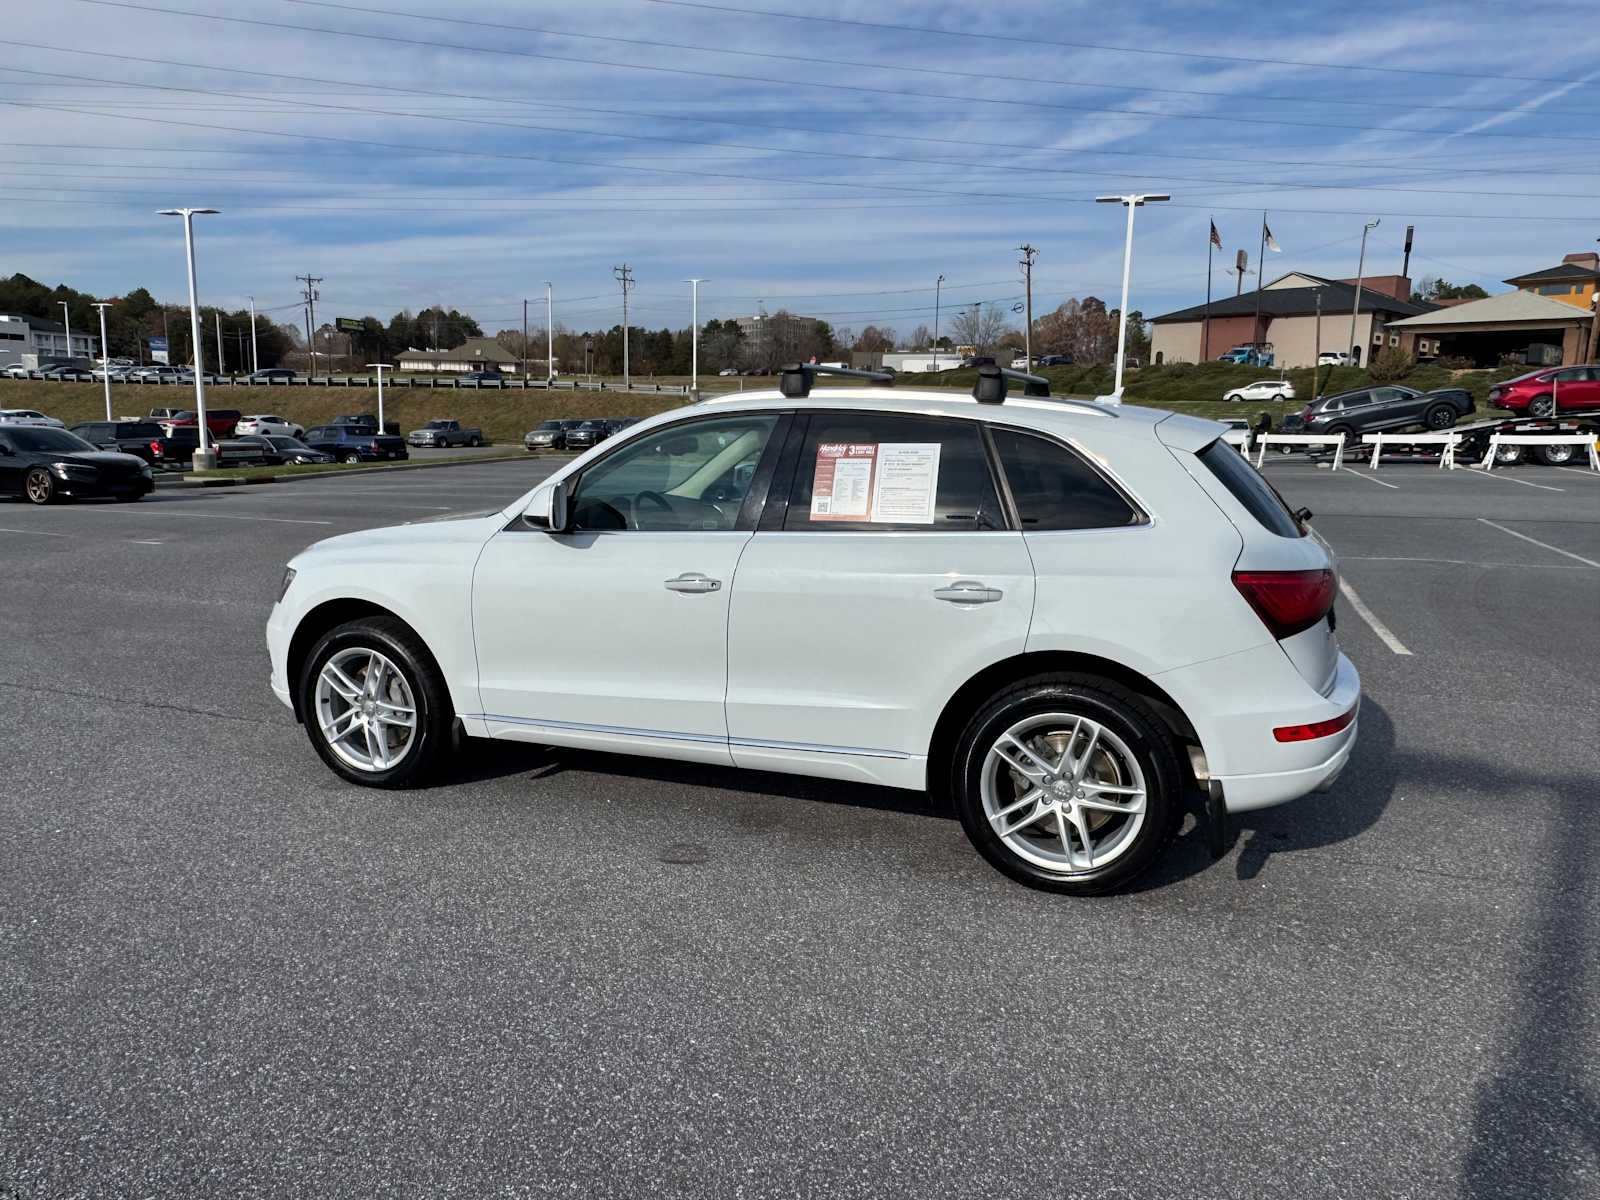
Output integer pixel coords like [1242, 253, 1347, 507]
[1149, 274, 1430, 324]
[1386, 290, 1589, 328]
[1504, 262, 1600, 284]
[22, 316, 67, 334]
[396, 337, 516, 363]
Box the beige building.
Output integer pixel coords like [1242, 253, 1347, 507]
[1386, 290, 1595, 368]
[1150, 272, 1432, 368]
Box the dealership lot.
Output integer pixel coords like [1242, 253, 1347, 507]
[2, 456, 1597, 1198]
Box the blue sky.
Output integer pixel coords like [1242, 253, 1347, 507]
[1, 0, 1596, 340]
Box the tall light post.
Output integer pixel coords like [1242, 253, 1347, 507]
[366, 362, 388, 433]
[684, 278, 707, 398]
[157, 207, 220, 469]
[1348, 218, 1381, 366]
[92, 301, 114, 420]
[932, 273, 945, 372]
[545, 281, 554, 384]
[1097, 193, 1169, 403]
[58, 301, 73, 363]
[247, 295, 259, 374]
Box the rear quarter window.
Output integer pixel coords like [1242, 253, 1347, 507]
[991, 428, 1141, 531]
[1197, 439, 1304, 538]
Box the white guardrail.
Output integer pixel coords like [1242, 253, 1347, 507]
[1479, 432, 1600, 472]
[1362, 431, 1462, 469]
[1255, 432, 1346, 471]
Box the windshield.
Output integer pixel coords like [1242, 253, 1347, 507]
[538, 420, 562, 430]
[7, 427, 96, 452]
[425, 421, 450, 429]
[267, 436, 306, 448]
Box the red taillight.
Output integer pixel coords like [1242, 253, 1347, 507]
[1274, 704, 1357, 743]
[150, 440, 163, 455]
[1232, 568, 1336, 640]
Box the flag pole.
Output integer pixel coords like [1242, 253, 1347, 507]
[1253, 210, 1267, 358]
[1203, 219, 1214, 363]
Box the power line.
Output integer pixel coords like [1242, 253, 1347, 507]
[643, 0, 1593, 87]
[64, 0, 1600, 143]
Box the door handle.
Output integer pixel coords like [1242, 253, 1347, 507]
[663, 572, 722, 594]
[934, 580, 1003, 604]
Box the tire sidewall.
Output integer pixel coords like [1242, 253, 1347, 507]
[25, 468, 54, 505]
[1425, 405, 1453, 429]
[953, 681, 1179, 894]
[299, 621, 446, 787]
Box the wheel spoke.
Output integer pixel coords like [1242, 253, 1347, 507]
[321, 707, 362, 742]
[363, 718, 388, 769]
[373, 707, 416, 730]
[995, 734, 1054, 784]
[321, 663, 363, 702]
[990, 788, 1045, 837]
[1076, 790, 1145, 815]
[1070, 723, 1103, 782]
[364, 653, 384, 697]
[1067, 805, 1097, 869]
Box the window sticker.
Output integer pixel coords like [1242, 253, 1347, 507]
[870, 442, 941, 524]
[810, 442, 877, 520]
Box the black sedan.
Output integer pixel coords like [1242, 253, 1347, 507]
[233, 434, 335, 466]
[0, 425, 154, 504]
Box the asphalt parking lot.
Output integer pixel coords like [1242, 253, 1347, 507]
[3, 453, 1597, 1199]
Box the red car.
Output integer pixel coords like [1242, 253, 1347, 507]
[1488, 365, 1600, 417]
[158, 407, 243, 441]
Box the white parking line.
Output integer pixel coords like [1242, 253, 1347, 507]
[1342, 469, 1400, 490]
[1477, 519, 1600, 569]
[1554, 466, 1600, 479]
[1340, 555, 1588, 570]
[102, 508, 335, 526]
[1337, 577, 1413, 656]
[1459, 469, 1563, 493]
[0, 526, 70, 537]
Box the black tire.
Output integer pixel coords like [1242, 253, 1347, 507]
[951, 674, 1183, 895]
[1424, 404, 1456, 430]
[299, 616, 454, 788]
[1272, 392, 1287, 403]
[1534, 442, 1575, 466]
[1325, 424, 1354, 440]
[469, 435, 481, 447]
[340, 450, 362, 464]
[24, 467, 55, 505]
[1528, 394, 1555, 418]
[1495, 444, 1526, 466]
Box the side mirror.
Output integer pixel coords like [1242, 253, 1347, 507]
[522, 482, 568, 532]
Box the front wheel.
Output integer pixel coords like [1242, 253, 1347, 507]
[1495, 444, 1525, 466]
[468, 435, 481, 447]
[1272, 393, 1287, 403]
[1528, 394, 1555, 418]
[1424, 404, 1456, 430]
[300, 616, 453, 788]
[952, 675, 1182, 895]
[24, 468, 56, 505]
[340, 450, 362, 464]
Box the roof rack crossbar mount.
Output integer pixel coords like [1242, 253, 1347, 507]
[778, 362, 895, 398]
[973, 364, 1051, 403]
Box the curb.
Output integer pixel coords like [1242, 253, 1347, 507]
[162, 451, 554, 488]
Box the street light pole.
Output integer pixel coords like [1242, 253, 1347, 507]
[1097, 192, 1170, 402]
[92, 301, 114, 419]
[933, 273, 944, 372]
[247, 295, 258, 373]
[1348, 219, 1381, 366]
[684, 278, 706, 398]
[157, 206, 220, 470]
[58, 301, 73, 363]
[366, 363, 388, 432]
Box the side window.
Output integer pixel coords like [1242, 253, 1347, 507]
[782, 413, 1002, 532]
[570, 415, 777, 532]
[1320, 397, 1344, 412]
[991, 429, 1140, 531]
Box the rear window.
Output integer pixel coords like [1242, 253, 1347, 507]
[1197, 439, 1303, 538]
[117, 422, 162, 437]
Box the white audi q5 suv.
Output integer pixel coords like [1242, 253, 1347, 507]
[267, 366, 1359, 894]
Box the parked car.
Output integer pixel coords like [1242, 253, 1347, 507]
[1316, 351, 1351, 367]
[1487, 365, 1600, 417]
[0, 408, 64, 427]
[0, 424, 153, 504]
[959, 355, 997, 369]
[236, 414, 305, 438]
[407, 419, 483, 448]
[1218, 346, 1274, 367]
[523, 418, 587, 452]
[459, 370, 505, 385]
[1037, 354, 1074, 367]
[261, 435, 335, 465]
[562, 419, 614, 451]
[159, 408, 242, 441]
[1281, 385, 1475, 440]
[244, 368, 297, 383]
[129, 367, 186, 383]
[1224, 380, 1296, 403]
[67, 420, 170, 464]
[333, 412, 402, 436]
[147, 406, 184, 420]
[302, 424, 409, 464]
[267, 380, 1360, 896]
[718, 367, 740, 377]
[38, 366, 90, 382]
[2, 364, 32, 379]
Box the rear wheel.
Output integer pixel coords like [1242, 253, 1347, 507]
[469, 435, 481, 447]
[1272, 392, 1287, 403]
[1534, 442, 1575, 466]
[1495, 444, 1526, 466]
[300, 616, 453, 788]
[952, 675, 1183, 895]
[1424, 404, 1456, 430]
[340, 450, 362, 464]
[24, 468, 55, 505]
[1528, 394, 1556, 418]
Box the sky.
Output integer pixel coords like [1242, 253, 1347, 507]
[1, 0, 1596, 341]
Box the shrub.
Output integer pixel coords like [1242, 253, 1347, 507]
[1367, 347, 1416, 382]
[1437, 355, 1476, 371]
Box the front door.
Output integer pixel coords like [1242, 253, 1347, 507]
[471, 412, 783, 764]
[725, 412, 1035, 784]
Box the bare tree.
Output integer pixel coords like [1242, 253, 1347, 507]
[905, 323, 932, 350]
[949, 303, 1010, 356]
[852, 325, 897, 353]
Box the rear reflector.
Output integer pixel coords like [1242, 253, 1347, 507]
[1232, 568, 1336, 640]
[1274, 705, 1357, 743]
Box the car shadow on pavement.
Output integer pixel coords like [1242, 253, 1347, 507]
[1135, 698, 1399, 891]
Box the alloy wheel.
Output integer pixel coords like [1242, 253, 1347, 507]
[1529, 396, 1555, 418]
[25, 469, 53, 504]
[979, 713, 1148, 876]
[314, 647, 419, 772]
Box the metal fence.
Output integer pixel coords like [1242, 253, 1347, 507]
[12, 373, 691, 395]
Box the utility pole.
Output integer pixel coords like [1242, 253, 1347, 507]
[214, 310, 225, 376]
[1313, 288, 1324, 403]
[1348, 220, 1380, 366]
[1017, 244, 1037, 370]
[545, 281, 554, 384]
[247, 295, 258, 373]
[933, 273, 944, 372]
[92, 301, 114, 420]
[296, 273, 323, 380]
[58, 301, 73, 362]
[522, 298, 529, 381]
[613, 264, 634, 389]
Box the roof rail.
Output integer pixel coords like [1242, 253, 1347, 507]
[973, 364, 1051, 402]
[778, 362, 896, 398]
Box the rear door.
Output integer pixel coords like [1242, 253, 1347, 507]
[725, 411, 1035, 779]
